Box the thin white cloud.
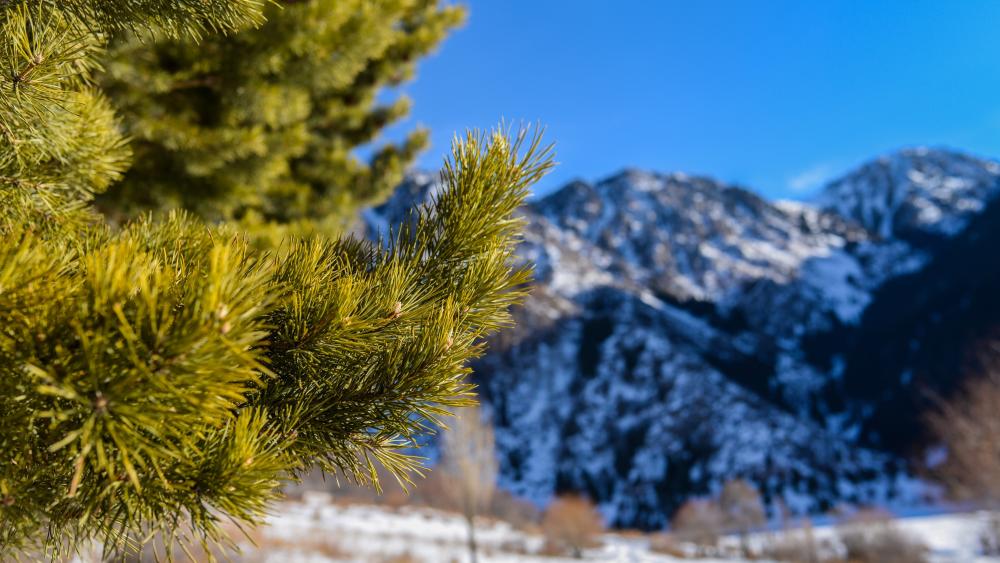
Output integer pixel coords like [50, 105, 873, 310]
[787, 163, 834, 194]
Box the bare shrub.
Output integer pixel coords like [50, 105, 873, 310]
[837, 509, 928, 563]
[925, 334, 1000, 556]
[541, 495, 604, 558]
[925, 335, 1000, 505]
[670, 498, 725, 555]
[719, 478, 767, 556]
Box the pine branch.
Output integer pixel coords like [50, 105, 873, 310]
[0, 127, 551, 557]
[0, 0, 550, 557]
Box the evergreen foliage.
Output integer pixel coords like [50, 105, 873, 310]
[96, 0, 465, 243]
[0, 1, 551, 558]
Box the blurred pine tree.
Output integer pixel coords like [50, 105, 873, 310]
[0, 1, 549, 558]
[96, 0, 464, 243]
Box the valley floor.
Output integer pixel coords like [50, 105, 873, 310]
[222, 493, 999, 563]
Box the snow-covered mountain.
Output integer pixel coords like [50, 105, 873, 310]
[817, 148, 1000, 241]
[366, 147, 1000, 529]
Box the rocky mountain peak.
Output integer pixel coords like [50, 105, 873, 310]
[530, 168, 865, 304]
[817, 147, 1000, 242]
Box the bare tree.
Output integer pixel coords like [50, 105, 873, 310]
[926, 333, 1000, 552]
[439, 404, 498, 563]
[670, 498, 725, 555]
[541, 495, 604, 558]
[719, 478, 767, 556]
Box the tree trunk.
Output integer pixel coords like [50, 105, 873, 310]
[465, 513, 478, 563]
[739, 530, 751, 558]
[984, 511, 1000, 555]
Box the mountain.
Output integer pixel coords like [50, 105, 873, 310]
[817, 148, 1000, 243]
[365, 147, 1000, 529]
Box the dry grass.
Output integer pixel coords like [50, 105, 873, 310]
[647, 532, 689, 558]
[836, 509, 928, 563]
[761, 533, 822, 562]
[255, 534, 349, 559]
[378, 552, 422, 563]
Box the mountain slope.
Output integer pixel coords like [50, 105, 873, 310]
[476, 288, 906, 529]
[839, 192, 1000, 453]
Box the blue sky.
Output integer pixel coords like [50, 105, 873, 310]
[378, 1, 1000, 200]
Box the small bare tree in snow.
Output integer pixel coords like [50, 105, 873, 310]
[439, 404, 498, 563]
[719, 478, 767, 556]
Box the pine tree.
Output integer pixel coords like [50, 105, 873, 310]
[94, 0, 464, 244]
[0, 1, 551, 558]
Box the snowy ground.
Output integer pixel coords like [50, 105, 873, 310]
[228, 493, 999, 563]
[67, 492, 998, 562]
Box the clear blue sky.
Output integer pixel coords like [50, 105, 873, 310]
[377, 1, 1000, 200]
